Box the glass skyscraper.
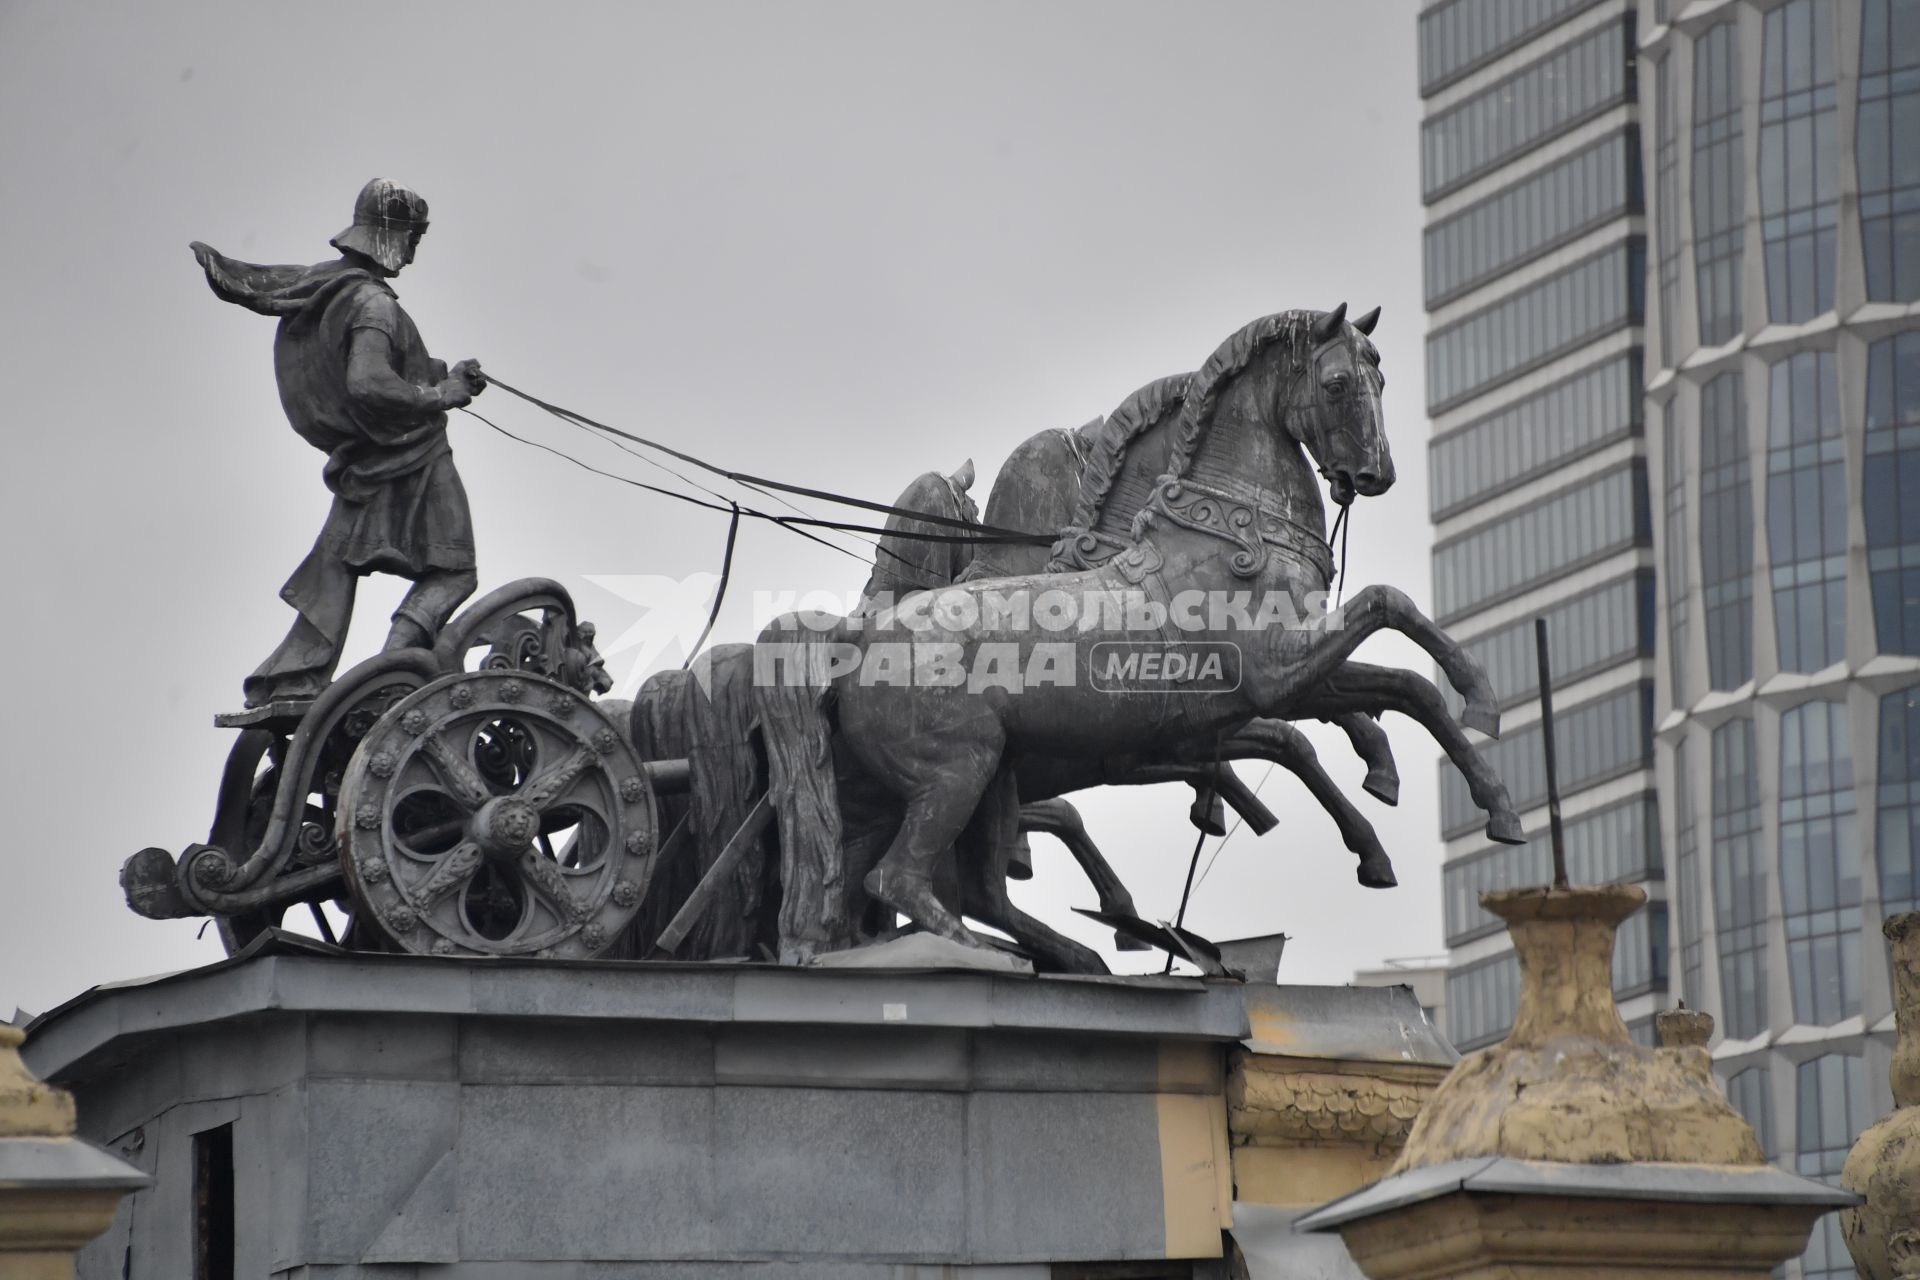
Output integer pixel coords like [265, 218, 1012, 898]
[1422, 2, 1920, 1276]
[1420, 0, 1664, 1060]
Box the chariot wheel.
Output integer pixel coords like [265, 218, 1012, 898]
[338, 670, 658, 958]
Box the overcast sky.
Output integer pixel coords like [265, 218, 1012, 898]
[0, 0, 1449, 1018]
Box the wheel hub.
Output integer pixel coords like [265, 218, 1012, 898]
[472, 796, 539, 860]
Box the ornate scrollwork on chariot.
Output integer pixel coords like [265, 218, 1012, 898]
[121, 579, 653, 960]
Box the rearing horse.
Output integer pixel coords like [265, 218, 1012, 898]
[755, 307, 1506, 970]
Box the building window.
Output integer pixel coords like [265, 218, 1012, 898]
[1614, 901, 1671, 995]
[1700, 373, 1755, 690]
[1712, 717, 1768, 1039]
[1425, 238, 1646, 413]
[1674, 737, 1706, 1007]
[1440, 683, 1654, 838]
[1726, 1065, 1774, 1158]
[1760, 0, 1840, 323]
[1693, 22, 1746, 346]
[1656, 53, 1685, 365]
[1444, 793, 1661, 945]
[1446, 572, 1652, 715]
[1865, 331, 1920, 654]
[1428, 352, 1642, 519]
[1433, 463, 1649, 624]
[1664, 398, 1692, 705]
[1767, 351, 1848, 672]
[1423, 129, 1642, 307]
[1779, 700, 1861, 1025]
[1447, 951, 1521, 1050]
[1420, 17, 1635, 201]
[1417, 0, 1609, 95]
[1858, 0, 1920, 302]
[1878, 684, 1920, 917]
[1797, 1052, 1873, 1277]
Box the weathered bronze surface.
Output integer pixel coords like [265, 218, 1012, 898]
[127, 274, 1521, 973]
[191, 179, 488, 708]
[121, 579, 619, 958]
[755, 307, 1518, 970]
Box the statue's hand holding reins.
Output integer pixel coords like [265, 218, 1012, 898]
[437, 359, 487, 409]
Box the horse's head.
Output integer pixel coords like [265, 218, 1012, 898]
[1285, 303, 1391, 507]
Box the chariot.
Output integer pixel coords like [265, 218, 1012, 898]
[121, 579, 689, 960]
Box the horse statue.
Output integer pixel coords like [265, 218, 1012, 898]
[752, 305, 1520, 972]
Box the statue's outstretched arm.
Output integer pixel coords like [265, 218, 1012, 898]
[346, 328, 471, 417]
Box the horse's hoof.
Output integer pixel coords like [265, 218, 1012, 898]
[1114, 931, 1151, 952]
[1054, 943, 1111, 975]
[1486, 810, 1527, 845]
[1460, 702, 1500, 738]
[1357, 857, 1398, 889]
[1364, 768, 1400, 806]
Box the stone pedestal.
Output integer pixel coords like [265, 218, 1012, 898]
[1842, 911, 1920, 1279]
[1298, 884, 1855, 1278]
[22, 942, 1447, 1278]
[0, 1023, 146, 1280]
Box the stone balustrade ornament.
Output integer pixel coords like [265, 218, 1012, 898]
[1395, 884, 1765, 1169]
[1298, 881, 1858, 1278]
[0, 1023, 146, 1280]
[1842, 911, 1920, 1280]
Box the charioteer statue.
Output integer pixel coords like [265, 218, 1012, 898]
[191, 178, 489, 708]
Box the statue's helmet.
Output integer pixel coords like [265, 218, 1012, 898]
[329, 178, 429, 274]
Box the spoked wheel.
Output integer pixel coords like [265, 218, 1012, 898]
[338, 671, 657, 958]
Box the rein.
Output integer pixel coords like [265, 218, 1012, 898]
[484, 375, 1055, 548]
[1327, 499, 1352, 607]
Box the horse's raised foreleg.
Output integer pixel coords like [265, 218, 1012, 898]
[1269, 585, 1499, 737]
[1327, 711, 1398, 804]
[964, 769, 1107, 974]
[1018, 798, 1142, 924]
[1295, 662, 1525, 845]
[1217, 722, 1396, 888]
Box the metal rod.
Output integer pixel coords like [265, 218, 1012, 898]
[307, 901, 338, 946]
[1534, 618, 1570, 890]
[653, 797, 774, 955]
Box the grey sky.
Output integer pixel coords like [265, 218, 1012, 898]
[0, 0, 1446, 1017]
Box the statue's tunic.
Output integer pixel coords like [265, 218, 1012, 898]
[273, 279, 475, 580]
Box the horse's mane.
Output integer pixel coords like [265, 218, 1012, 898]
[1157, 310, 1321, 489]
[1052, 308, 1382, 567]
[1065, 372, 1192, 537]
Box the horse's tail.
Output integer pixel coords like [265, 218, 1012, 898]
[751, 615, 848, 960]
[684, 642, 769, 957]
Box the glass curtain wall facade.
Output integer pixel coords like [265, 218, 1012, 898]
[1421, 3, 1920, 1272]
[1419, 0, 1667, 1056]
[1644, 2, 1917, 1276]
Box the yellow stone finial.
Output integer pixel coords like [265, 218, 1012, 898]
[1393, 883, 1766, 1170]
[1841, 911, 1920, 1280]
[0, 1023, 76, 1140]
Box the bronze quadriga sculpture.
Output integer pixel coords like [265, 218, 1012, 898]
[121, 181, 1521, 972]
